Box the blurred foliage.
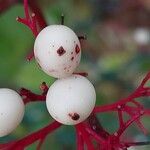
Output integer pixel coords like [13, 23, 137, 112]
[0, 0, 150, 149]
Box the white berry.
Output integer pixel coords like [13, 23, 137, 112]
[0, 88, 24, 137]
[133, 28, 150, 45]
[46, 75, 96, 125]
[34, 25, 81, 78]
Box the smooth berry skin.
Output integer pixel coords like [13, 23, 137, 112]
[0, 88, 24, 137]
[34, 25, 81, 78]
[46, 75, 96, 125]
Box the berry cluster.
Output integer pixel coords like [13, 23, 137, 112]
[0, 0, 96, 139]
[0, 0, 150, 150]
[33, 18, 96, 125]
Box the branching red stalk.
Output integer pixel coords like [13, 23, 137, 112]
[76, 128, 84, 150]
[76, 124, 95, 150]
[17, 0, 48, 36]
[28, 0, 47, 30]
[20, 82, 48, 104]
[0, 121, 61, 150]
[83, 123, 106, 145]
[1, 0, 150, 149]
[16, 4, 38, 36]
[88, 114, 109, 139]
[89, 71, 150, 149]
[16, 0, 38, 61]
[17, 0, 48, 61]
[116, 113, 143, 138]
[25, 0, 47, 61]
[20, 88, 46, 104]
[93, 72, 150, 113]
[118, 109, 124, 128]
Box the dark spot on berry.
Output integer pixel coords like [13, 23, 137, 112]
[57, 46, 66, 56]
[75, 44, 80, 54]
[64, 67, 67, 70]
[71, 57, 74, 61]
[71, 52, 73, 54]
[68, 113, 80, 121]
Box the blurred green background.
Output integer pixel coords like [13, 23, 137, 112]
[0, 0, 150, 149]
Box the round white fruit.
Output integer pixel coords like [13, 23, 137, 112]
[133, 28, 149, 45]
[34, 25, 81, 78]
[46, 75, 96, 125]
[0, 88, 24, 137]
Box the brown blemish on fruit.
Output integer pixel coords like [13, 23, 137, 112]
[68, 113, 80, 121]
[75, 44, 80, 54]
[64, 67, 67, 70]
[71, 52, 73, 54]
[71, 57, 74, 61]
[57, 46, 66, 56]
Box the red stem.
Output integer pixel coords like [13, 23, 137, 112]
[24, 0, 30, 20]
[20, 88, 46, 104]
[28, 0, 47, 29]
[117, 113, 143, 137]
[83, 123, 106, 145]
[76, 129, 84, 150]
[2, 0, 150, 149]
[76, 123, 95, 150]
[0, 121, 61, 149]
[19, 82, 48, 104]
[88, 114, 109, 139]
[94, 71, 150, 113]
[118, 109, 124, 128]
[17, 0, 48, 61]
